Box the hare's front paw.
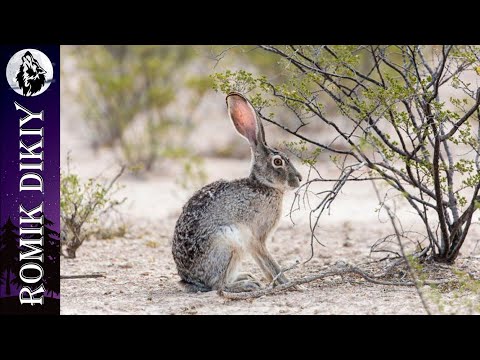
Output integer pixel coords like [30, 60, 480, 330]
[225, 279, 263, 293]
[272, 274, 289, 287]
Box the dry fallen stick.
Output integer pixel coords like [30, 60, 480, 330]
[219, 262, 453, 300]
[270, 259, 300, 286]
[60, 274, 106, 279]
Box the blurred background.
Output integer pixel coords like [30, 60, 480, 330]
[61, 45, 293, 171]
[60, 45, 329, 229]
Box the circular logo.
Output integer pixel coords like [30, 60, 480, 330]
[5, 49, 53, 96]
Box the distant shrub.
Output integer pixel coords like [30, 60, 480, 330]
[71, 45, 210, 176]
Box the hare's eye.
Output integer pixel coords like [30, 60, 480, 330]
[273, 157, 284, 167]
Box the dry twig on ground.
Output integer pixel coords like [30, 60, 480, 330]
[219, 261, 452, 300]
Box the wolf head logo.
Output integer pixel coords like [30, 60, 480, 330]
[15, 51, 47, 96]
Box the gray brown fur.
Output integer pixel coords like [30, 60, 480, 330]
[172, 92, 302, 292]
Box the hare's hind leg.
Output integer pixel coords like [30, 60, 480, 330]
[224, 279, 262, 292]
[202, 228, 262, 293]
[224, 271, 263, 292]
[235, 272, 259, 281]
[217, 255, 262, 292]
[190, 239, 234, 290]
[190, 232, 243, 290]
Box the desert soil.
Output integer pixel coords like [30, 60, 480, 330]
[59, 151, 480, 315]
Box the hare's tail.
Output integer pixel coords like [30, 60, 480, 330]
[178, 280, 211, 293]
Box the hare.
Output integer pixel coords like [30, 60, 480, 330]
[172, 92, 302, 293]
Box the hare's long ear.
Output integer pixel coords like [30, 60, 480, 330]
[226, 92, 266, 149]
[257, 116, 266, 146]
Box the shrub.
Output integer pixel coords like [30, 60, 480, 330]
[214, 45, 480, 264]
[60, 155, 126, 258]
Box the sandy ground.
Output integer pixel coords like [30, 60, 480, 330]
[60, 47, 480, 315]
[59, 151, 480, 314]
